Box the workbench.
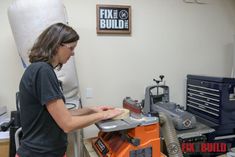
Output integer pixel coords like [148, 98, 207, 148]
[0, 139, 9, 157]
[83, 138, 99, 157]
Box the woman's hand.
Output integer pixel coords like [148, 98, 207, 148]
[91, 105, 115, 112]
[100, 108, 124, 120]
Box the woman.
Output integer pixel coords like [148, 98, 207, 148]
[16, 23, 123, 157]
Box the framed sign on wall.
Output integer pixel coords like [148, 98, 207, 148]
[96, 4, 131, 34]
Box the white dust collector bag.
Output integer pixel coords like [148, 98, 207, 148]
[8, 0, 80, 107]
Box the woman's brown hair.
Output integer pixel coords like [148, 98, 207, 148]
[29, 23, 79, 69]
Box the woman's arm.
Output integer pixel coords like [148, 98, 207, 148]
[69, 107, 94, 116]
[69, 105, 115, 116]
[46, 99, 122, 133]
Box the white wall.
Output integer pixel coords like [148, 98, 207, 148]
[1, 0, 235, 137]
[64, 0, 235, 106]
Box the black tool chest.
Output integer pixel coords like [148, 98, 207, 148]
[186, 75, 235, 136]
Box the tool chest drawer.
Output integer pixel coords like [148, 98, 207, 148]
[186, 75, 235, 126]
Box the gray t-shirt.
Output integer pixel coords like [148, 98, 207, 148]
[17, 62, 67, 157]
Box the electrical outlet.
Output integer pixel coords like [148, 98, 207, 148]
[86, 88, 93, 98]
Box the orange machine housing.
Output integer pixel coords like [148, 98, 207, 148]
[92, 123, 165, 157]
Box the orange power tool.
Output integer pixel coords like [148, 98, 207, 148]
[92, 97, 166, 157]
